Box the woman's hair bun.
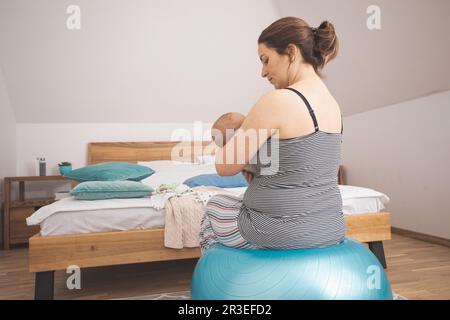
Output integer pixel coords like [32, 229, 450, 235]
[313, 20, 339, 69]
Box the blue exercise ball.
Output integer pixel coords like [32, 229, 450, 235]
[191, 238, 392, 300]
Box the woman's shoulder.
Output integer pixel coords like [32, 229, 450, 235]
[242, 90, 290, 133]
[253, 89, 299, 113]
[254, 85, 342, 137]
[258, 88, 299, 101]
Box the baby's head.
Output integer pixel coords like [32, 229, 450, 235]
[212, 112, 246, 147]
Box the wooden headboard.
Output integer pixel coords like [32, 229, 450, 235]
[87, 141, 345, 184]
[88, 141, 215, 165]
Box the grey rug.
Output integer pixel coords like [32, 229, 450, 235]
[119, 290, 408, 300]
[123, 290, 191, 300]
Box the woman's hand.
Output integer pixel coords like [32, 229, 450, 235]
[242, 170, 254, 184]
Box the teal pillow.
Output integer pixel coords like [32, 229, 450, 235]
[183, 173, 249, 188]
[70, 181, 154, 200]
[64, 162, 154, 182]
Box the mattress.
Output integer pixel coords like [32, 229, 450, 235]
[32, 185, 389, 236]
[40, 206, 165, 236]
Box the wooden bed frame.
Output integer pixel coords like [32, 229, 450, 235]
[29, 141, 391, 299]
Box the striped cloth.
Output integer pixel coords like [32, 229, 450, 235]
[200, 194, 256, 254]
[200, 88, 346, 252]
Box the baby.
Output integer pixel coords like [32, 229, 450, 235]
[211, 112, 260, 176]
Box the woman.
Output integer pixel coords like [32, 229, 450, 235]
[200, 17, 345, 252]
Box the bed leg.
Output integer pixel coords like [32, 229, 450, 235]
[368, 241, 387, 269]
[35, 271, 55, 300]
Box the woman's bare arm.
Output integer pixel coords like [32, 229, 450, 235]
[215, 91, 282, 176]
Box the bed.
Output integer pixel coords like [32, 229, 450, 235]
[28, 141, 391, 299]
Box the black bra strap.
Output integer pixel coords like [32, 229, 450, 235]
[285, 87, 319, 132]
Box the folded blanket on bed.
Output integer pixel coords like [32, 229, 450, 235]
[164, 186, 242, 249]
[164, 193, 203, 248]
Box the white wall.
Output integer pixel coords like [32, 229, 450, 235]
[15, 121, 213, 198]
[2, 0, 280, 200]
[0, 67, 16, 244]
[16, 122, 215, 176]
[0, 67, 15, 186]
[342, 91, 450, 239]
[0, 67, 16, 195]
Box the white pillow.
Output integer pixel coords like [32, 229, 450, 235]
[138, 160, 217, 189]
[339, 185, 390, 214]
[338, 185, 390, 203]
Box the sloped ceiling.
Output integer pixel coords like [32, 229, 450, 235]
[273, 0, 450, 115]
[0, 0, 449, 123]
[0, 0, 278, 123]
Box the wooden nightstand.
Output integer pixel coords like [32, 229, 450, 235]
[2, 175, 71, 249]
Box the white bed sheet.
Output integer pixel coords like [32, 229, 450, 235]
[34, 185, 389, 236]
[40, 206, 165, 236]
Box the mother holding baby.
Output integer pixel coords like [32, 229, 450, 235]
[200, 17, 345, 252]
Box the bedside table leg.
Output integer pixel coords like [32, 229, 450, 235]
[35, 271, 54, 300]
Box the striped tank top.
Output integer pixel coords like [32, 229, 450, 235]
[237, 87, 346, 249]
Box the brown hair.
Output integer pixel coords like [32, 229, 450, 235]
[258, 17, 339, 77]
